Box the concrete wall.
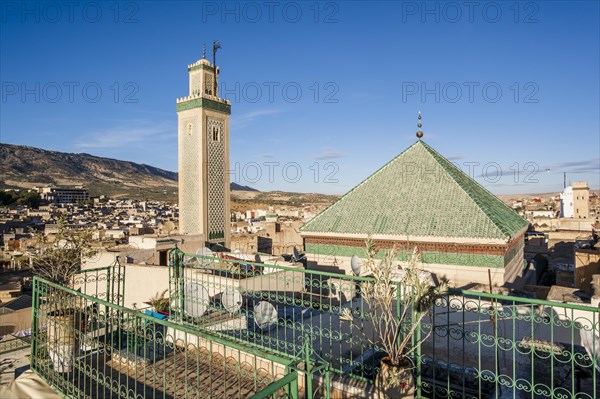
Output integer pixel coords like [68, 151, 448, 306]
[79, 254, 170, 309]
[121, 265, 170, 309]
[305, 252, 510, 288]
[575, 249, 600, 294]
[0, 308, 31, 335]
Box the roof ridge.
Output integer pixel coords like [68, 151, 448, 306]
[419, 141, 526, 238]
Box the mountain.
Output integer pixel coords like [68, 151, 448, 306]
[0, 144, 257, 200]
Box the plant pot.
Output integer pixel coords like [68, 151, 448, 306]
[46, 311, 79, 373]
[145, 309, 168, 320]
[375, 356, 415, 399]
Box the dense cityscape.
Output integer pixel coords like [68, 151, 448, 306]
[1, 2, 599, 398]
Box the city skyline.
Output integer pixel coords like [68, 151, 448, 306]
[1, 1, 599, 195]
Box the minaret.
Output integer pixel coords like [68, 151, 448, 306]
[176, 47, 231, 248]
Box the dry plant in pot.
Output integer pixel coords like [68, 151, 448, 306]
[29, 220, 98, 372]
[361, 237, 448, 398]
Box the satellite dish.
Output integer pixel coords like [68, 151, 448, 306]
[253, 301, 278, 332]
[196, 247, 214, 257]
[196, 247, 214, 266]
[350, 255, 361, 276]
[163, 221, 175, 234]
[222, 288, 242, 313]
[184, 282, 210, 318]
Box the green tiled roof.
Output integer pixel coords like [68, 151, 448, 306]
[301, 140, 528, 241]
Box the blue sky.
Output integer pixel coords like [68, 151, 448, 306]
[1, 1, 599, 195]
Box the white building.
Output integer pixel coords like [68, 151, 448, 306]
[35, 186, 89, 204]
[561, 182, 590, 219]
[561, 186, 574, 218]
[530, 210, 555, 218]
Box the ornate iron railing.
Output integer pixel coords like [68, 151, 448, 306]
[420, 291, 599, 398]
[31, 275, 304, 399]
[168, 248, 378, 381]
[169, 248, 599, 398]
[0, 335, 30, 354]
[73, 260, 125, 307]
[29, 249, 599, 399]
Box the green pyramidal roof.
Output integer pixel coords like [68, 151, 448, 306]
[301, 140, 528, 241]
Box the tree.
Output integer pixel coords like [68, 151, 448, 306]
[29, 220, 97, 287]
[17, 191, 41, 208]
[0, 190, 41, 208]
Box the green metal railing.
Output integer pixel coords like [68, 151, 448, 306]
[0, 335, 30, 354]
[29, 250, 599, 399]
[73, 260, 125, 307]
[248, 370, 299, 399]
[168, 248, 378, 382]
[31, 273, 305, 399]
[169, 248, 599, 399]
[421, 290, 599, 398]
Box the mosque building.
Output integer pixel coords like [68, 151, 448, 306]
[300, 114, 529, 287]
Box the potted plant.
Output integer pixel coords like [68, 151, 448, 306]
[146, 289, 169, 319]
[361, 237, 448, 398]
[29, 220, 98, 372]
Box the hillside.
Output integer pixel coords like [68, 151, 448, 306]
[0, 143, 256, 200]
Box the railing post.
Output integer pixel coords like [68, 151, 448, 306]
[324, 365, 331, 399]
[304, 332, 312, 399]
[168, 246, 185, 323]
[290, 372, 299, 399]
[177, 249, 184, 323]
[414, 284, 423, 397]
[106, 264, 111, 327]
[30, 276, 39, 371]
[119, 257, 126, 307]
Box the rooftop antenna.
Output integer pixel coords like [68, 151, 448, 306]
[212, 40, 221, 96]
[564, 172, 567, 189]
[416, 111, 423, 139]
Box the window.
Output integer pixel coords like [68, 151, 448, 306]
[212, 126, 220, 141]
[204, 73, 214, 95]
[159, 250, 168, 266]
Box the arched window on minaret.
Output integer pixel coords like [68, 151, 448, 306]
[205, 73, 214, 96]
[212, 126, 220, 141]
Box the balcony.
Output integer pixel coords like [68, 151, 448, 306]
[27, 249, 599, 398]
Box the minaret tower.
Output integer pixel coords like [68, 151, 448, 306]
[176, 44, 231, 248]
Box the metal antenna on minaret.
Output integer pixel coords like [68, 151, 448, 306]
[416, 111, 423, 139]
[212, 40, 221, 96]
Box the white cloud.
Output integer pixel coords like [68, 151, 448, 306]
[231, 109, 282, 129]
[313, 147, 345, 160]
[75, 120, 173, 149]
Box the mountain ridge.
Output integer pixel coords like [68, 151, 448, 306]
[0, 143, 257, 199]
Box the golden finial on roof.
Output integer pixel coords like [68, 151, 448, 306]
[202, 44, 207, 59]
[416, 111, 423, 139]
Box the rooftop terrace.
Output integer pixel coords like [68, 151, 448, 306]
[21, 249, 600, 398]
